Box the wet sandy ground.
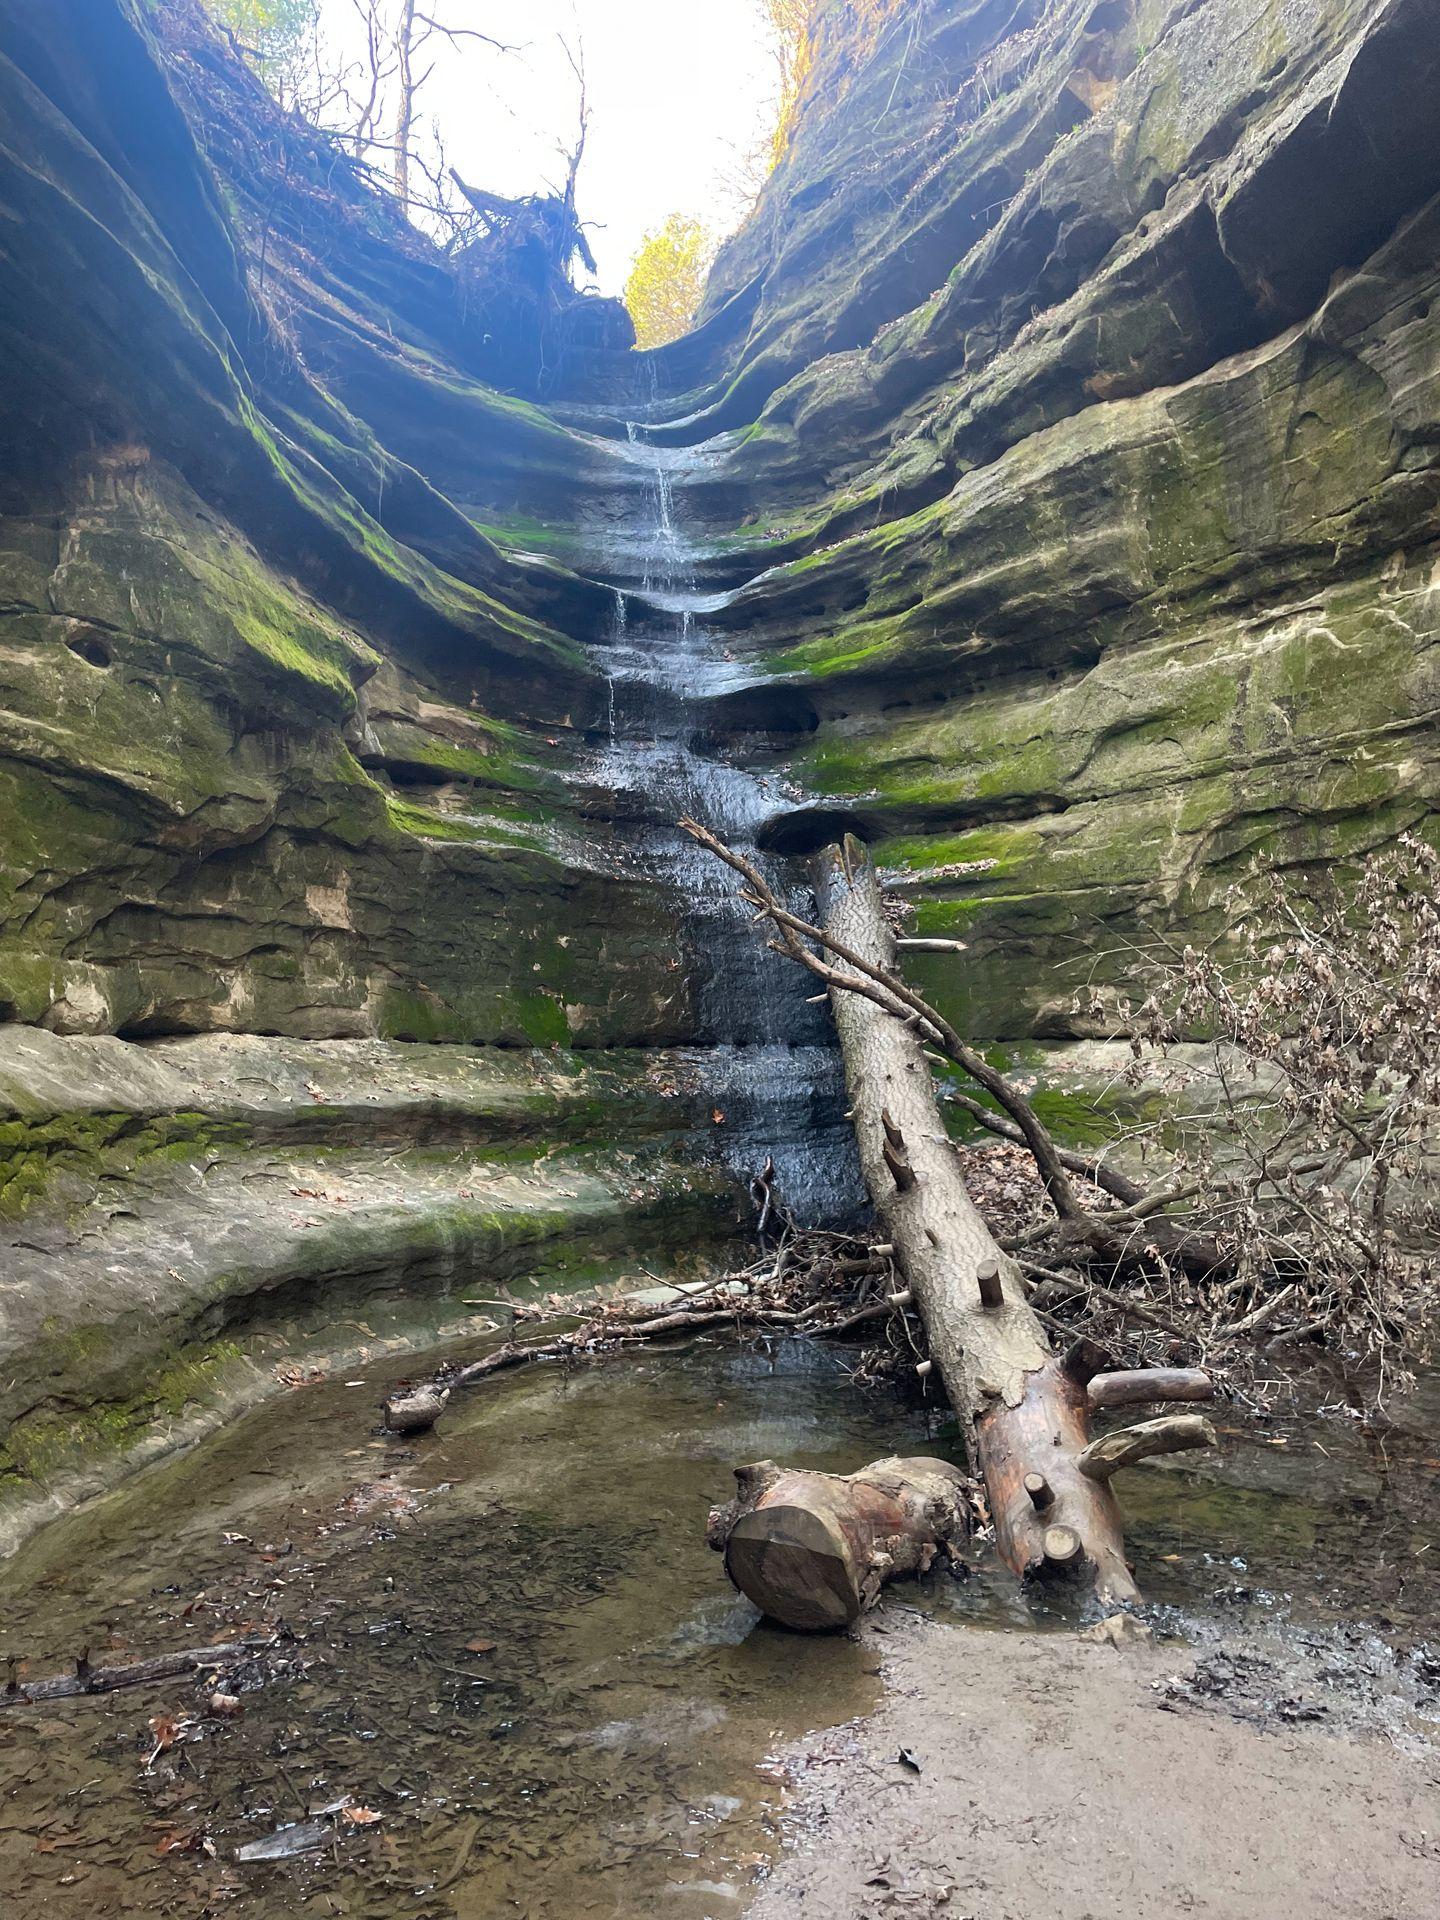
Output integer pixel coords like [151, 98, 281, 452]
[755, 1610, 1440, 1920]
[3, 1327, 1438, 1920]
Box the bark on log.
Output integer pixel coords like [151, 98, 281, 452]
[815, 841, 1140, 1603]
[1088, 1368, 1214, 1411]
[382, 1384, 450, 1434]
[707, 1455, 974, 1630]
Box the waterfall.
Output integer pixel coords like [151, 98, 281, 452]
[586, 422, 861, 1224]
[607, 588, 625, 742]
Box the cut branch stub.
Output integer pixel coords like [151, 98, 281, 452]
[879, 1107, 917, 1191]
[882, 1137, 917, 1191]
[1041, 1524, 1083, 1571]
[1061, 1337, 1114, 1387]
[1088, 1368, 1215, 1411]
[708, 1456, 975, 1630]
[1077, 1414, 1218, 1484]
[1024, 1471, 1054, 1511]
[976, 1257, 1004, 1310]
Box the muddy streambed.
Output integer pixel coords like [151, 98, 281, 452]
[2, 1316, 1439, 1920]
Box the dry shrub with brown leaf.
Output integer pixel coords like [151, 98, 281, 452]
[1084, 836, 1440, 1399]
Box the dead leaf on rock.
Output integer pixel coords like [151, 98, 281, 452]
[274, 1362, 325, 1389]
[155, 1829, 217, 1858]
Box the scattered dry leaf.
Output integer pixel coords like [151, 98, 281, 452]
[155, 1829, 216, 1857]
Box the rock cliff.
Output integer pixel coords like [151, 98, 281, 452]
[668, 0, 1440, 1045]
[2, 0, 1436, 1529]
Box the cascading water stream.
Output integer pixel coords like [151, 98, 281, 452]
[585, 424, 861, 1223]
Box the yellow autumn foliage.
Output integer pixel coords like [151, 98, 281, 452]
[763, 0, 814, 168]
[623, 214, 717, 351]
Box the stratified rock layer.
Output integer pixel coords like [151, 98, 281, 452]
[2, 0, 1439, 1519]
[0, 0, 705, 1526]
[663, 0, 1440, 1040]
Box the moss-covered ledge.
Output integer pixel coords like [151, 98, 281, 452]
[0, 1029, 746, 1551]
[0, 1143, 735, 1556]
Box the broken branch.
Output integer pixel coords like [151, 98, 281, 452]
[1077, 1414, 1218, 1483]
[4, 1638, 275, 1708]
[1087, 1368, 1215, 1411]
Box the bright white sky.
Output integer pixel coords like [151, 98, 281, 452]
[315, 0, 782, 293]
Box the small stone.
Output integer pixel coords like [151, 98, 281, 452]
[1081, 1613, 1153, 1648]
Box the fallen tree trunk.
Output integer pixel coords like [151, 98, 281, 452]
[707, 1455, 974, 1629]
[815, 841, 1144, 1603]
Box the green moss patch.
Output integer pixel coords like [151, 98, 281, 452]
[0, 1111, 246, 1220]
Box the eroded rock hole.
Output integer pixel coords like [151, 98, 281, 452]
[756, 806, 877, 857]
[378, 762, 451, 790]
[692, 687, 819, 749]
[66, 631, 113, 669]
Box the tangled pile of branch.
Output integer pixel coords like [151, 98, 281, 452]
[679, 821, 1440, 1408]
[388, 832, 1436, 1425]
[395, 1229, 913, 1407]
[1077, 837, 1440, 1397]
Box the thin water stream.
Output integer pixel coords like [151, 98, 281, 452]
[580, 418, 860, 1224]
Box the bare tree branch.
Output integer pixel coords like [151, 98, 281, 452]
[679, 817, 1227, 1282]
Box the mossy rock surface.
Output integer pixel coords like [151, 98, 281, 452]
[7, 0, 1440, 1540]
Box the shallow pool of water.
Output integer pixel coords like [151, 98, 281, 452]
[2, 1331, 1437, 1918]
[0, 1337, 951, 1919]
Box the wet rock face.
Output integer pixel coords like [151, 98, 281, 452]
[663, 0, 1440, 1039]
[2, 0, 1439, 1515]
[15, 0, 1434, 1062]
[0, 0, 681, 1050]
[0, 0, 719, 1520]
